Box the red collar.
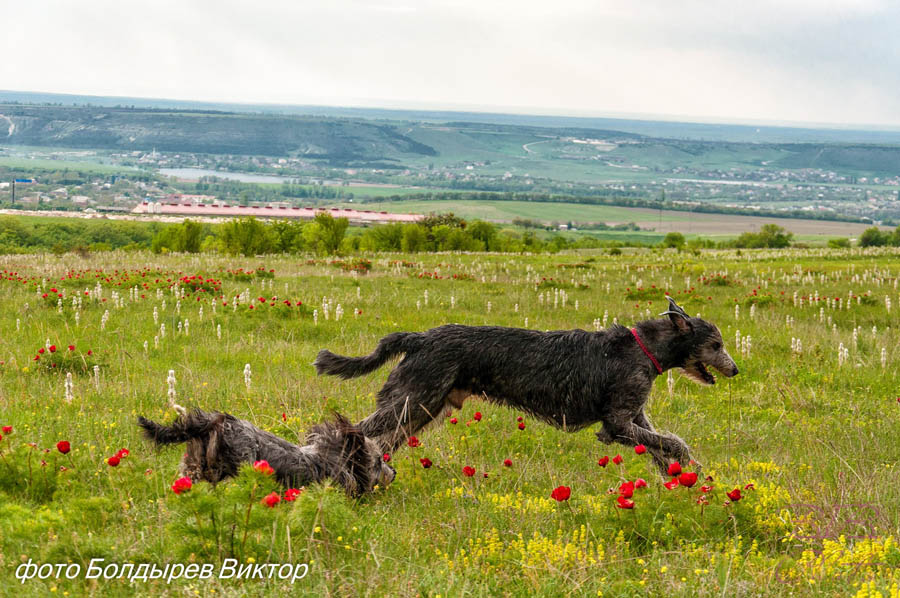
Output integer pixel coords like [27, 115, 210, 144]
[631, 328, 663, 374]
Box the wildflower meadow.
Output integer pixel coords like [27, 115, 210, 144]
[0, 247, 898, 597]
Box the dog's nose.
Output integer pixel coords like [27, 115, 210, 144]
[731, 365, 739, 376]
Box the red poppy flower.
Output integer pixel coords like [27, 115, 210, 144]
[87, 350, 92, 356]
[597, 456, 609, 467]
[282, 412, 287, 422]
[503, 459, 512, 467]
[667, 462, 682, 476]
[634, 478, 647, 489]
[38, 348, 45, 354]
[449, 417, 458, 424]
[419, 457, 433, 469]
[263, 492, 281, 507]
[33, 355, 40, 361]
[726, 488, 742, 502]
[107, 455, 120, 467]
[473, 412, 482, 421]
[634, 444, 647, 455]
[68, 345, 75, 351]
[116, 448, 130, 459]
[678, 472, 698, 488]
[253, 460, 275, 475]
[382, 453, 391, 463]
[696, 495, 709, 506]
[619, 481, 635, 498]
[283, 488, 302, 501]
[663, 477, 679, 490]
[462, 466, 476, 477]
[483, 472, 489, 478]
[56, 440, 71, 454]
[407, 436, 421, 448]
[518, 422, 526, 430]
[49, 345, 57, 353]
[700, 485, 713, 493]
[171, 477, 192, 494]
[550, 486, 571, 501]
[612, 454, 623, 465]
[616, 495, 635, 509]
[744, 483, 755, 490]
[1, 426, 11, 434]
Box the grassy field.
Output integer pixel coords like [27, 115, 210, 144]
[0, 156, 131, 174]
[1, 248, 899, 596]
[342, 199, 881, 238]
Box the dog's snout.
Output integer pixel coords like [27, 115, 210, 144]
[731, 364, 739, 376]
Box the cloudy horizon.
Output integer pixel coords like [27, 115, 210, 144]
[6, 0, 900, 128]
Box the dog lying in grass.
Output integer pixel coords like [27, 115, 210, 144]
[137, 410, 395, 497]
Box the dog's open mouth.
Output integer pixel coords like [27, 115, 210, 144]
[682, 361, 716, 385]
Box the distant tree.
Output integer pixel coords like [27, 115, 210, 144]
[661, 232, 686, 249]
[180, 220, 202, 253]
[420, 212, 466, 230]
[302, 212, 348, 255]
[734, 224, 793, 248]
[827, 237, 851, 249]
[758, 224, 793, 248]
[151, 219, 202, 253]
[859, 227, 889, 247]
[467, 220, 497, 250]
[400, 223, 427, 252]
[220, 217, 275, 256]
[270, 220, 305, 253]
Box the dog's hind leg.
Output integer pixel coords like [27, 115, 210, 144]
[358, 363, 457, 454]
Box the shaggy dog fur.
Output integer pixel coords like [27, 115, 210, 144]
[137, 410, 395, 496]
[314, 298, 738, 475]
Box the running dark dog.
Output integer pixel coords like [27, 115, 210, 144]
[314, 297, 737, 475]
[138, 410, 396, 496]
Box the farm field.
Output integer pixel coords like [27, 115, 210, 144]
[342, 199, 883, 238]
[1, 248, 899, 597]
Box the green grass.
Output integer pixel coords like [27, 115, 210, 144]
[0, 156, 133, 174]
[1, 248, 899, 596]
[341, 199, 693, 223]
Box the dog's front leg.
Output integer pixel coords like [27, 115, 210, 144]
[603, 417, 697, 477]
[633, 411, 699, 476]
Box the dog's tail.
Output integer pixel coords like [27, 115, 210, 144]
[314, 332, 414, 379]
[137, 410, 223, 446]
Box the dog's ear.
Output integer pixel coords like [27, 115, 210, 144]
[333, 414, 372, 497]
[204, 413, 227, 472]
[310, 414, 373, 496]
[662, 297, 692, 333]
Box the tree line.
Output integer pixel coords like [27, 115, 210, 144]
[1, 214, 896, 256]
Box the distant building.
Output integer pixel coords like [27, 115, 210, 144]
[131, 202, 424, 224]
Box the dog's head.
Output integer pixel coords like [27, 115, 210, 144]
[663, 297, 739, 385]
[306, 414, 395, 497]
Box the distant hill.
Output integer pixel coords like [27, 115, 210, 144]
[3, 98, 900, 177]
[4, 89, 900, 144]
[0, 104, 436, 164]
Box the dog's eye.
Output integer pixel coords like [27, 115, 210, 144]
[711, 342, 722, 351]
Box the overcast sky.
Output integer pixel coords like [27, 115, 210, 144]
[5, 0, 900, 127]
